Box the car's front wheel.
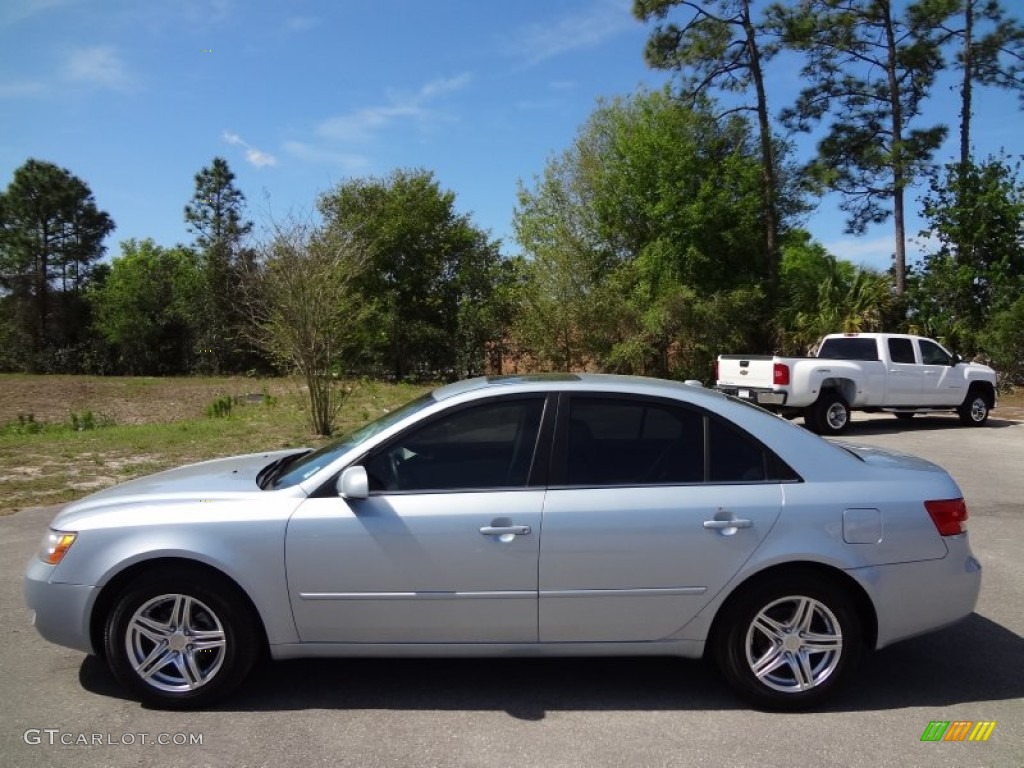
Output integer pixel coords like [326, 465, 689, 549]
[715, 575, 863, 710]
[104, 568, 260, 709]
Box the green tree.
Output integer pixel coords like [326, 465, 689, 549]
[318, 169, 504, 380]
[777, 231, 895, 353]
[980, 293, 1024, 386]
[514, 90, 786, 378]
[92, 239, 203, 375]
[932, 0, 1024, 171]
[242, 221, 366, 436]
[0, 159, 114, 368]
[634, 0, 783, 298]
[184, 157, 254, 373]
[911, 155, 1024, 351]
[778, 0, 952, 294]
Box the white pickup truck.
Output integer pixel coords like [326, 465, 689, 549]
[715, 332, 997, 435]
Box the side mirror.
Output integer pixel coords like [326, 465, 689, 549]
[950, 354, 962, 366]
[336, 466, 368, 499]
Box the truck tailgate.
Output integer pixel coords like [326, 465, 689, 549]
[717, 355, 776, 388]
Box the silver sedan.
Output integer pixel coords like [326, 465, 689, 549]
[24, 374, 981, 710]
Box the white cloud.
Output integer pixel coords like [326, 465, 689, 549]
[65, 46, 136, 91]
[511, 0, 634, 65]
[0, 80, 46, 98]
[0, 0, 77, 28]
[823, 236, 901, 272]
[283, 141, 370, 172]
[222, 131, 277, 168]
[244, 148, 277, 168]
[285, 15, 318, 31]
[315, 74, 472, 142]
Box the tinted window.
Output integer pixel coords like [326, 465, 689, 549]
[887, 338, 916, 364]
[919, 339, 951, 366]
[363, 397, 544, 492]
[709, 419, 768, 482]
[565, 398, 703, 486]
[818, 337, 880, 361]
[273, 393, 435, 488]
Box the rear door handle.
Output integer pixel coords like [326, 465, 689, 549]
[703, 519, 752, 530]
[480, 525, 532, 536]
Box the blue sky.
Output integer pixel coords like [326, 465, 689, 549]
[1, 0, 1020, 272]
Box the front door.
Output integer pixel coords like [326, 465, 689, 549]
[286, 395, 548, 643]
[917, 338, 965, 406]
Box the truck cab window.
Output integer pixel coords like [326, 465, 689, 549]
[887, 338, 916, 364]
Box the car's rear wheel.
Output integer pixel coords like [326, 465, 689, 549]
[958, 389, 990, 426]
[104, 569, 259, 709]
[715, 575, 863, 710]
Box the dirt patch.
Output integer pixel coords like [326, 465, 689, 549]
[0, 375, 295, 426]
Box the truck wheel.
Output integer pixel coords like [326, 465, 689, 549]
[802, 409, 820, 432]
[812, 393, 850, 436]
[958, 389, 990, 426]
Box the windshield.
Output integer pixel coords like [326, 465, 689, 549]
[272, 392, 436, 489]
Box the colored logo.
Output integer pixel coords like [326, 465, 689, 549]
[920, 721, 996, 742]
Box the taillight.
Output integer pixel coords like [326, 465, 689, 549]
[773, 363, 790, 386]
[925, 498, 968, 536]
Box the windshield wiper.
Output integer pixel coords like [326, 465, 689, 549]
[258, 451, 309, 490]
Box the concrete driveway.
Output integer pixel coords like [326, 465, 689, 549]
[1, 413, 1022, 768]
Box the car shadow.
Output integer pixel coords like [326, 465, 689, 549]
[78, 613, 1023, 717]
[839, 415, 1019, 436]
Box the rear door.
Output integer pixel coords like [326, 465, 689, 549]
[538, 394, 786, 642]
[884, 337, 923, 406]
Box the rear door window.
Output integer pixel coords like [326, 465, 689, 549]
[887, 338, 916, 364]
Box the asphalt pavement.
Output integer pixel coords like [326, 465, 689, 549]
[1, 412, 1022, 768]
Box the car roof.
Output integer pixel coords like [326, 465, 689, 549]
[432, 373, 727, 405]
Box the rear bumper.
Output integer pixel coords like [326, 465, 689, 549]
[853, 535, 981, 649]
[714, 386, 787, 407]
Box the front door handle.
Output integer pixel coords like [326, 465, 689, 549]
[480, 525, 532, 536]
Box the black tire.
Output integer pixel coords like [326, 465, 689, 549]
[714, 574, 864, 711]
[104, 568, 260, 709]
[895, 412, 915, 421]
[811, 392, 850, 436]
[801, 408, 820, 432]
[958, 389, 990, 426]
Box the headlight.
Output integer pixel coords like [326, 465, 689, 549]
[38, 530, 77, 565]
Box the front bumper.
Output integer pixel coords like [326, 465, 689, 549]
[714, 386, 787, 407]
[24, 557, 97, 654]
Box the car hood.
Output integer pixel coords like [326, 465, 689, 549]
[51, 449, 304, 526]
[833, 442, 947, 473]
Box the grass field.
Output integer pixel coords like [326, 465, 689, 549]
[0, 374, 430, 516]
[1, 374, 1019, 517]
